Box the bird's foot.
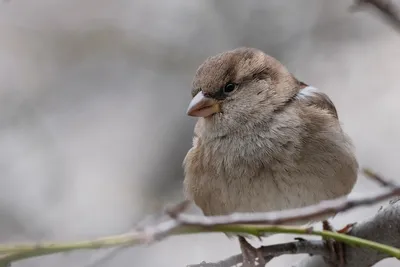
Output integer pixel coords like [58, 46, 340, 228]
[322, 220, 355, 267]
[239, 236, 265, 267]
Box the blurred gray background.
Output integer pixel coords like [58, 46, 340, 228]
[0, 0, 399, 266]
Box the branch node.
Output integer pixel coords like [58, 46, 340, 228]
[164, 200, 191, 219]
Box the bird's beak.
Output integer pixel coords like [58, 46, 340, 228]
[187, 91, 220, 117]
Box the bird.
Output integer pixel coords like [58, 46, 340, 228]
[182, 47, 358, 267]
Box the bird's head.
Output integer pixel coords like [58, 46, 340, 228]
[187, 47, 300, 133]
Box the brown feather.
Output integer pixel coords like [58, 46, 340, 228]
[183, 47, 358, 229]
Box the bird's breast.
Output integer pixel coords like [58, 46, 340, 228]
[183, 132, 356, 217]
[183, 135, 312, 216]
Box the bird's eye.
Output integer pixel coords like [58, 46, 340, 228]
[223, 83, 236, 94]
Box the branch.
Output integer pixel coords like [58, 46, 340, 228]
[187, 240, 330, 267]
[187, 197, 400, 267]
[0, 169, 398, 267]
[294, 196, 400, 267]
[351, 0, 400, 33]
[175, 169, 400, 227]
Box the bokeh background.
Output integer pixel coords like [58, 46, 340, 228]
[0, 0, 400, 266]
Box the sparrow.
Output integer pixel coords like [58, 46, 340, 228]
[183, 47, 358, 266]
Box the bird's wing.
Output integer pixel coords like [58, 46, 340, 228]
[295, 83, 338, 119]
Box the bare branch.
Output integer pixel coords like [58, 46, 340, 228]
[363, 168, 396, 187]
[175, 169, 400, 227]
[294, 197, 400, 267]
[351, 0, 400, 33]
[187, 240, 329, 267]
[0, 170, 399, 266]
[187, 197, 400, 267]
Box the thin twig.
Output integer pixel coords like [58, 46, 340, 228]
[363, 168, 396, 187]
[351, 0, 400, 33]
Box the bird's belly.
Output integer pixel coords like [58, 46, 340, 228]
[189, 169, 340, 219]
[184, 136, 357, 221]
